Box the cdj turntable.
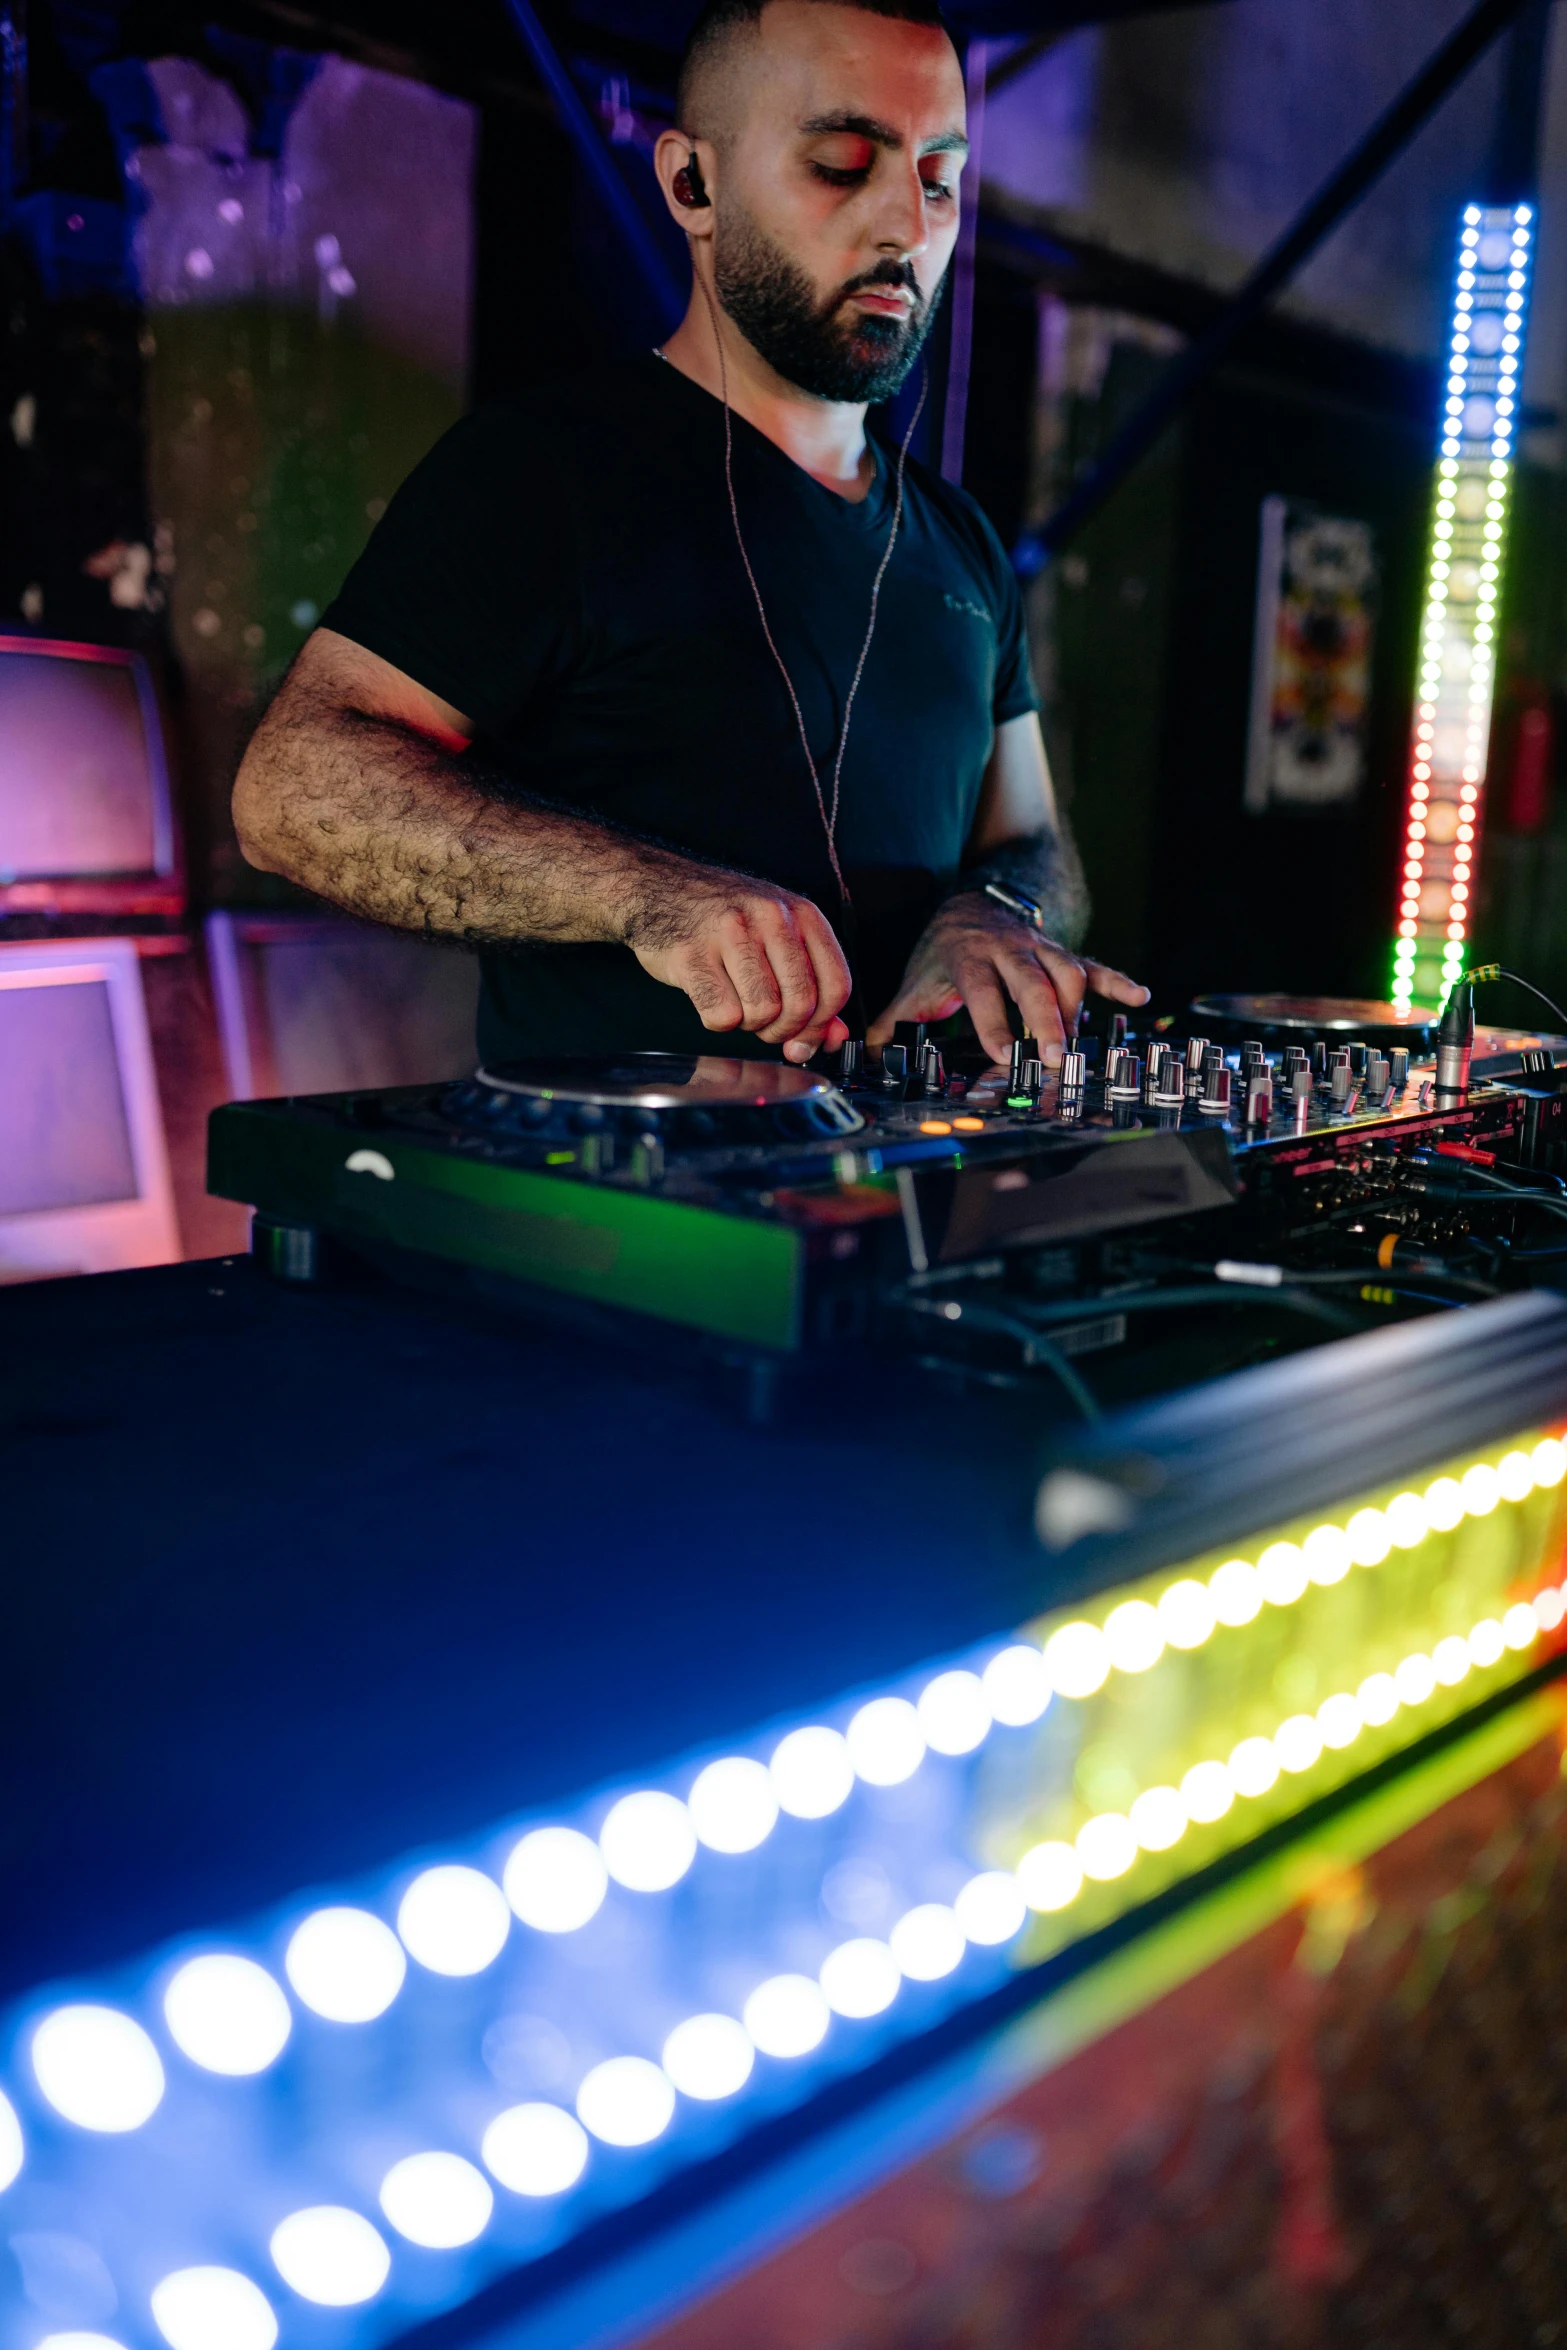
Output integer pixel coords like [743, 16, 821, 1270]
[210, 1047, 1235, 1354]
[209, 1002, 1567, 1373]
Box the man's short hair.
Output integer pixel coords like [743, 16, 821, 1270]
[678, 0, 951, 141]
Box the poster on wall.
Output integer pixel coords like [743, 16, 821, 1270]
[1244, 496, 1378, 814]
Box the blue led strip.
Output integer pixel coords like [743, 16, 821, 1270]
[2, 1433, 1566, 2350]
[1392, 202, 1534, 1017]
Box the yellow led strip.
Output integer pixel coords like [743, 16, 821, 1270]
[1014, 1576, 1563, 1915]
[1031, 1434, 1567, 1700]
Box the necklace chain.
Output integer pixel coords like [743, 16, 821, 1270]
[659, 296, 927, 907]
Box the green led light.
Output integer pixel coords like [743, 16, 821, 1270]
[992, 1431, 1567, 1954]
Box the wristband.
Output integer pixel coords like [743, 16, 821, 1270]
[982, 879, 1046, 932]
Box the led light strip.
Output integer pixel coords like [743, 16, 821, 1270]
[2, 1435, 1564, 2347]
[1392, 202, 1534, 1017]
[1015, 1580, 1565, 1914]
[1034, 1433, 1567, 1698]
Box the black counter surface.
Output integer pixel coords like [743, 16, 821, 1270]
[1, 1257, 1057, 2001]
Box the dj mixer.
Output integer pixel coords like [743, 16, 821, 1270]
[208, 997, 1567, 1383]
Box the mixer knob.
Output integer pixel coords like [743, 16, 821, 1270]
[881, 1043, 908, 1083]
[1366, 1053, 1390, 1096]
[1290, 1063, 1313, 1101]
[1330, 1053, 1352, 1104]
[1108, 1013, 1129, 1051]
[839, 1038, 864, 1084]
[921, 1041, 946, 1093]
[1199, 1064, 1231, 1116]
[1243, 1069, 1273, 1126]
[1108, 1054, 1143, 1100]
[1311, 1040, 1328, 1079]
[1390, 1047, 1410, 1090]
[893, 1020, 927, 1062]
[1150, 1052, 1185, 1108]
[1009, 1035, 1040, 1092]
[1347, 1041, 1368, 1077]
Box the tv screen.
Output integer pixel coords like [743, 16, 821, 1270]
[0, 638, 174, 882]
[0, 974, 139, 1215]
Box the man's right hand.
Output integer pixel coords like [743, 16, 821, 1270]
[624, 862, 852, 1065]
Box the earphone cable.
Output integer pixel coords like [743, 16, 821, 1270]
[687, 268, 927, 907]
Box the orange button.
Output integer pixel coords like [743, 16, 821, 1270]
[952, 1116, 985, 1133]
[919, 1119, 953, 1135]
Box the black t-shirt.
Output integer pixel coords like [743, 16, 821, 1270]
[322, 352, 1036, 1061]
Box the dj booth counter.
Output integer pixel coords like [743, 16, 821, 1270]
[4, 1251, 1567, 2350]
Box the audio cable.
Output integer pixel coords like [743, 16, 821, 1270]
[1465, 963, 1567, 1037]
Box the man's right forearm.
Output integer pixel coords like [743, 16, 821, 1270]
[230, 652, 854, 1062]
[234, 681, 674, 949]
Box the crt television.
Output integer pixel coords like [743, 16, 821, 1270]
[0, 635, 181, 917]
[205, 912, 479, 1100]
[0, 937, 180, 1277]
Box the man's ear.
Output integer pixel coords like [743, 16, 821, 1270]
[654, 129, 717, 238]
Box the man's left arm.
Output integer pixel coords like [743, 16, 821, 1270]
[867, 714, 1148, 1064]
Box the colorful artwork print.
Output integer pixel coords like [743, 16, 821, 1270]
[1245, 499, 1378, 813]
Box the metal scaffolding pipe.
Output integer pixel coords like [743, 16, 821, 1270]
[500, 0, 684, 332]
[1012, 0, 1547, 576]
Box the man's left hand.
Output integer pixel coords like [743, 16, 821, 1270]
[867, 891, 1149, 1065]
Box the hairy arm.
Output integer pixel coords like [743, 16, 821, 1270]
[232, 629, 851, 1061]
[868, 712, 1146, 1062]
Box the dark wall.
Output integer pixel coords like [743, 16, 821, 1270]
[1045, 331, 1434, 1009]
[1048, 344, 1185, 990]
[1147, 366, 1431, 1006]
[960, 259, 1042, 550]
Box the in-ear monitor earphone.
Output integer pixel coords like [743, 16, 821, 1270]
[673, 151, 710, 209]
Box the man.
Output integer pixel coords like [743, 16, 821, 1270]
[233, 0, 1146, 1069]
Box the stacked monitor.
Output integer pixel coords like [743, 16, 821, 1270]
[205, 913, 479, 1100]
[0, 635, 181, 917]
[0, 634, 479, 1276]
[0, 635, 185, 1274]
[0, 937, 179, 1277]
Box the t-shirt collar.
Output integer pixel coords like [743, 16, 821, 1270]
[645, 348, 895, 531]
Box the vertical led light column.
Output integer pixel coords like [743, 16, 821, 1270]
[1392, 204, 1534, 1017]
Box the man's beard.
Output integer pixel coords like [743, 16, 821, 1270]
[713, 208, 938, 403]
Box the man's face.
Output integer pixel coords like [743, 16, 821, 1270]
[711, 3, 968, 403]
